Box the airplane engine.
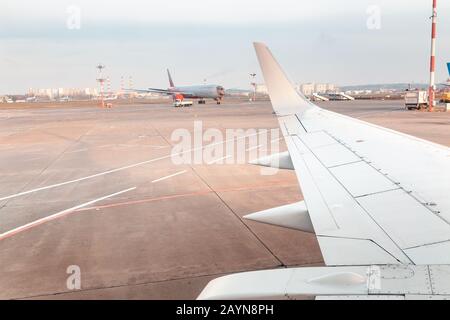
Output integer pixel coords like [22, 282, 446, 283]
[174, 93, 184, 101]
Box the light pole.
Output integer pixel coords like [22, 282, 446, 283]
[96, 64, 106, 108]
[250, 73, 256, 101]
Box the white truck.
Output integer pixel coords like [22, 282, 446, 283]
[404, 90, 428, 110]
[173, 99, 193, 107]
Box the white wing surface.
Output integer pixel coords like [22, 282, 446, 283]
[197, 43, 450, 300]
[253, 42, 450, 266]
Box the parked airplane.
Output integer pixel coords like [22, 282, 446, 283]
[436, 62, 450, 88]
[133, 69, 225, 104]
[198, 43, 450, 300]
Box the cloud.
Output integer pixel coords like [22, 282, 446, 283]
[4, 0, 450, 27]
[0, 0, 449, 93]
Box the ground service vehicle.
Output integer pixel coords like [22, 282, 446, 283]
[404, 90, 428, 110]
[173, 99, 193, 107]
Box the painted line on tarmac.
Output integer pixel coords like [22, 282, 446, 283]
[0, 132, 259, 202]
[207, 155, 232, 165]
[76, 181, 298, 212]
[245, 137, 282, 153]
[0, 187, 136, 241]
[151, 170, 187, 183]
[246, 144, 263, 152]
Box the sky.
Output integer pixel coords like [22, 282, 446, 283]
[0, 0, 449, 94]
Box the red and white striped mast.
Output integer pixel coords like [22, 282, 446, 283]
[428, 0, 437, 112]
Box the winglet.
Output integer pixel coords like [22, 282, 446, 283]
[253, 42, 316, 116]
[167, 69, 175, 87]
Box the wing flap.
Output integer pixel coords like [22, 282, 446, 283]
[317, 237, 400, 265]
[358, 190, 450, 249]
[329, 161, 399, 198]
[310, 143, 361, 168]
[405, 241, 450, 264]
[288, 134, 411, 265]
[289, 127, 450, 264]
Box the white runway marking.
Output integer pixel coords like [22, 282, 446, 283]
[245, 138, 282, 153]
[246, 144, 263, 152]
[151, 170, 187, 183]
[65, 148, 89, 154]
[0, 132, 259, 202]
[0, 158, 162, 202]
[246, 137, 282, 152]
[207, 155, 232, 165]
[23, 156, 47, 162]
[0, 187, 136, 241]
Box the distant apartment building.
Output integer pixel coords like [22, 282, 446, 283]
[252, 82, 338, 97]
[254, 84, 268, 95]
[297, 83, 315, 96]
[28, 87, 98, 100]
[325, 83, 337, 92]
[296, 83, 339, 96]
[314, 83, 328, 94]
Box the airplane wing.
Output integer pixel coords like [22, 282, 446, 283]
[145, 87, 172, 94]
[128, 88, 199, 97]
[125, 88, 172, 95]
[198, 43, 450, 300]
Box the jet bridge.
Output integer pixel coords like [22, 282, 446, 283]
[312, 93, 329, 101]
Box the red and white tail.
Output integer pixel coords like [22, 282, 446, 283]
[167, 69, 175, 88]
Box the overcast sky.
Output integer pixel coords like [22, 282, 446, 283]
[1, 0, 449, 93]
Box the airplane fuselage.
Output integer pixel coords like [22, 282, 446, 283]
[168, 85, 225, 100]
[138, 69, 226, 104]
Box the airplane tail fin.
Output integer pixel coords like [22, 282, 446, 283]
[167, 69, 175, 87]
[447, 62, 450, 76]
[253, 42, 316, 117]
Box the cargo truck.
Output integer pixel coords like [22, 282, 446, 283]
[404, 90, 428, 110]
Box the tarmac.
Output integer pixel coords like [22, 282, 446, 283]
[0, 98, 449, 299]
